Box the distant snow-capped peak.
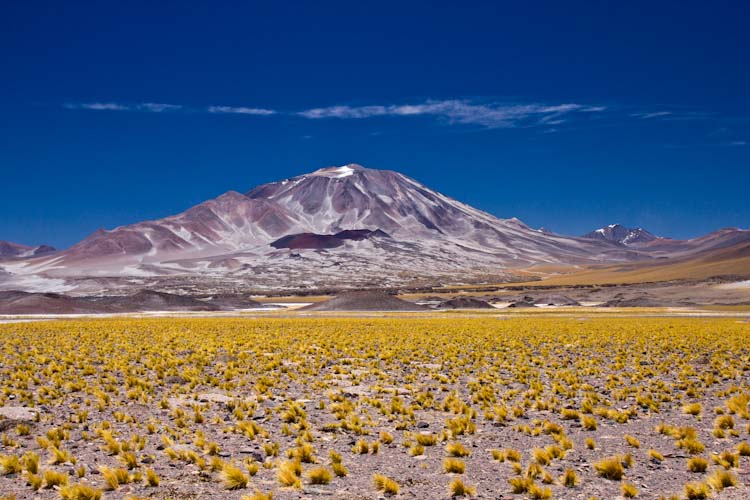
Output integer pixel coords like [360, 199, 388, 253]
[583, 224, 657, 246]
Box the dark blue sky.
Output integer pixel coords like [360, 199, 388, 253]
[2, 1, 749, 248]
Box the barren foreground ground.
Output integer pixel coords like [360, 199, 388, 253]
[1, 315, 750, 499]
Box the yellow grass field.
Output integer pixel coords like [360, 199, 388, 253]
[1, 316, 749, 499]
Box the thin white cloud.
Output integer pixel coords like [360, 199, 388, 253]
[65, 101, 273, 115]
[206, 106, 276, 115]
[297, 100, 604, 128]
[631, 111, 673, 119]
[137, 102, 182, 112]
[65, 102, 129, 111]
[299, 105, 389, 119]
[65, 102, 182, 113]
[581, 106, 607, 112]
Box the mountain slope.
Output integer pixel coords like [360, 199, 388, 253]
[634, 227, 750, 256]
[503, 240, 750, 286]
[57, 192, 305, 266]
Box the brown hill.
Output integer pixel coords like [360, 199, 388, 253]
[0, 291, 105, 314]
[0, 290, 230, 314]
[436, 297, 494, 309]
[100, 290, 220, 312]
[301, 291, 427, 311]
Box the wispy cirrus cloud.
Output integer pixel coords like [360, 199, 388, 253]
[59, 99, 750, 146]
[297, 100, 606, 128]
[64, 102, 130, 111]
[64, 102, 182, 112]
[65, 101, 274, 116]
[62, 99, 607, 129]
[206, 105, 276, 115]
[630, 109, 717, 122]
[138, 102, 183, 112]
[631, 111, 673, 119]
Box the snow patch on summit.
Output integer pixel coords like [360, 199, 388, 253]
[311, 165, 356, 178]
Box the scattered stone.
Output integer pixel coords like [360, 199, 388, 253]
[0, 406, 38, 421]
[0, 406, 38, 431]
[305, 487, 334, 495]
[198, 392, 234, 404]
